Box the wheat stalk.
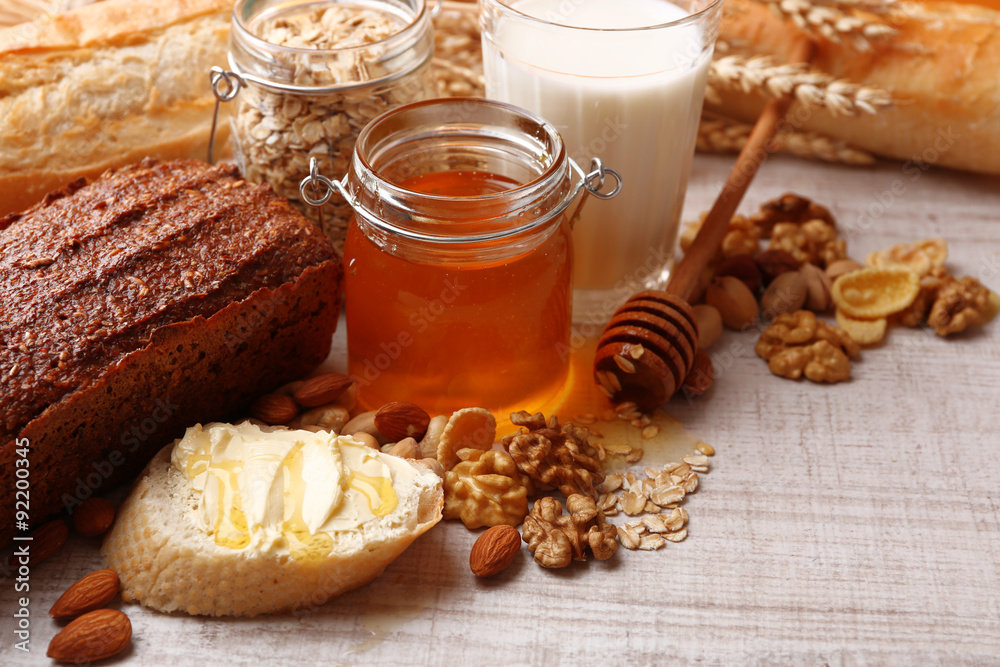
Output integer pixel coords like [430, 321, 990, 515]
[697, 114, 876, 165]
[707, 53, 892, 116]
[757, 0, 899, 51]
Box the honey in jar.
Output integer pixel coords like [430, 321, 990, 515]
[338, 98, 586, 418]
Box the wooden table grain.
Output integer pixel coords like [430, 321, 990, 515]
[3, 154, 999, 666]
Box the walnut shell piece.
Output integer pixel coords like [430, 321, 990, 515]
[437, 407, 497, 471]
[521, 495, 617, 568]
[749, 192, 836, 237]
[769, 219, 845, 268]
[927, 274, 993, 336]
[443, 449, 533, 528]
[501, 411, 604, 499]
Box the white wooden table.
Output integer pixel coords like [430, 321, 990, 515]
[3, 153, 999, 665]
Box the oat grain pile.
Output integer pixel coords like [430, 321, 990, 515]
[233, 5, 436, 249]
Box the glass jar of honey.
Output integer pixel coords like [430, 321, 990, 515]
[302, 98, 620, 418]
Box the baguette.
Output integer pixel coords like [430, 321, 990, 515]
[0, 158, 343, 547]
[713, 0, 1000, 175]
[102, 425, 444, 616]
[0, 0, 233, 217]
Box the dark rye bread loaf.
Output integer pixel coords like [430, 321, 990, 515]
[0, 158, 343, 546]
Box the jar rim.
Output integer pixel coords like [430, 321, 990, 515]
[348, 97, 579, 244]
[481, 0, 723, 32]
[355, 97, 568, 205]
[232, 0, 429, 58]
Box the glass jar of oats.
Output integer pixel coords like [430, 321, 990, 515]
[224, 0, 437, 250]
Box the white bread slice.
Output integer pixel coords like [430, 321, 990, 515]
[101, 429, 443, 617]
[0, 0, 233, 217]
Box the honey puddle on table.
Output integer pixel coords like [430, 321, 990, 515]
[554, 335, 703, 469]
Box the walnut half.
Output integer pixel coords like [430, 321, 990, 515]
[755, 310, 860, 383]
[443, 448, 533, 529]
[521, 495, 617, 568]
[501, 412, 604, 499]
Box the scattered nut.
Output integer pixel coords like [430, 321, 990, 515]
[72, 497, 116, 538]
[351, 432, 380, 449]
[437, 407, 497, 471]
[755, 248, 801, 284]
[375, 401, 431, 442]
[290, 403, 350, 432]
[418, 415, 448, 459]
[49, 569, 120, 621]
[470, 525, 521, 577]
[292, 372, 354, 408]
[521, 495, 617, 568]
[342, 410, 389, 444]
[800, 262, 833, 312]
[706, 275, 759, 330]
[759, 270, 807, 317]
[715, 254, 762, 293]
[46, 609, 131, 664]
[693, 303, 723, 350]
[388, 437, 420, 459]
[249, 393, 299, 425]
[444, 448, 533, 528]
[502, 412, 604, 499]
[696, 442, 715, 456]
[755, 310, 860, 383]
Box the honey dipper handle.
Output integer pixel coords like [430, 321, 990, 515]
[665, 37, 817, 303]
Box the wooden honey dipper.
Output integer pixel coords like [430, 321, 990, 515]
[594, 38, 816, 411]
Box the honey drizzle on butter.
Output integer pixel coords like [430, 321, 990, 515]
[187, 439, 399, 559]
[348, 470, 398, 518]
[279, 442, 334, 561]
[187, 453, 251, 550]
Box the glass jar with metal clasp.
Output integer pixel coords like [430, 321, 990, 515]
[208, 0, 439, 251]
[298, 97, 622, 420]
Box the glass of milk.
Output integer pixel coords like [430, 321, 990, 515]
[480, 0, 722, 324]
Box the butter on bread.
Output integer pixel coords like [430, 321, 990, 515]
[0, 158, 343, 546]
[0, 0, 233, 216]
[102, 424, 443, 616]
[714, 0, 1000, 175]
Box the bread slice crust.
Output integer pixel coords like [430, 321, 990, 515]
[101, 444, 443, 617]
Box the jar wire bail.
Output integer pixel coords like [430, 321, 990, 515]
[299, 156, 621, 242]
[207, 66, 244, 164]
[568, 158, 624, 228]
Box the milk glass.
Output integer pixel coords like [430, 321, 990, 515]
[480, 0, 722, 324]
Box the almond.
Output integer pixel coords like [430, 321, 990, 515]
[292, 373, 353, 408]
[72, 497, 116, 538]
[50, 569, 120, 620]
[249, 392, 299, 424]
[375, 401, 431, 442]
[9, 519, 68, 568]
[470, 524, 521, 577]
[47, 608, 131, 664]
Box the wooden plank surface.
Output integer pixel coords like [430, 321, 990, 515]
[2, 153, 999, 665]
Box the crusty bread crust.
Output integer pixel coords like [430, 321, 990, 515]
[101, 444, 443, 616]
[0, 159, 344, 547]
[0, 0, 234, 216]
[714, 0, 1000, 174]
